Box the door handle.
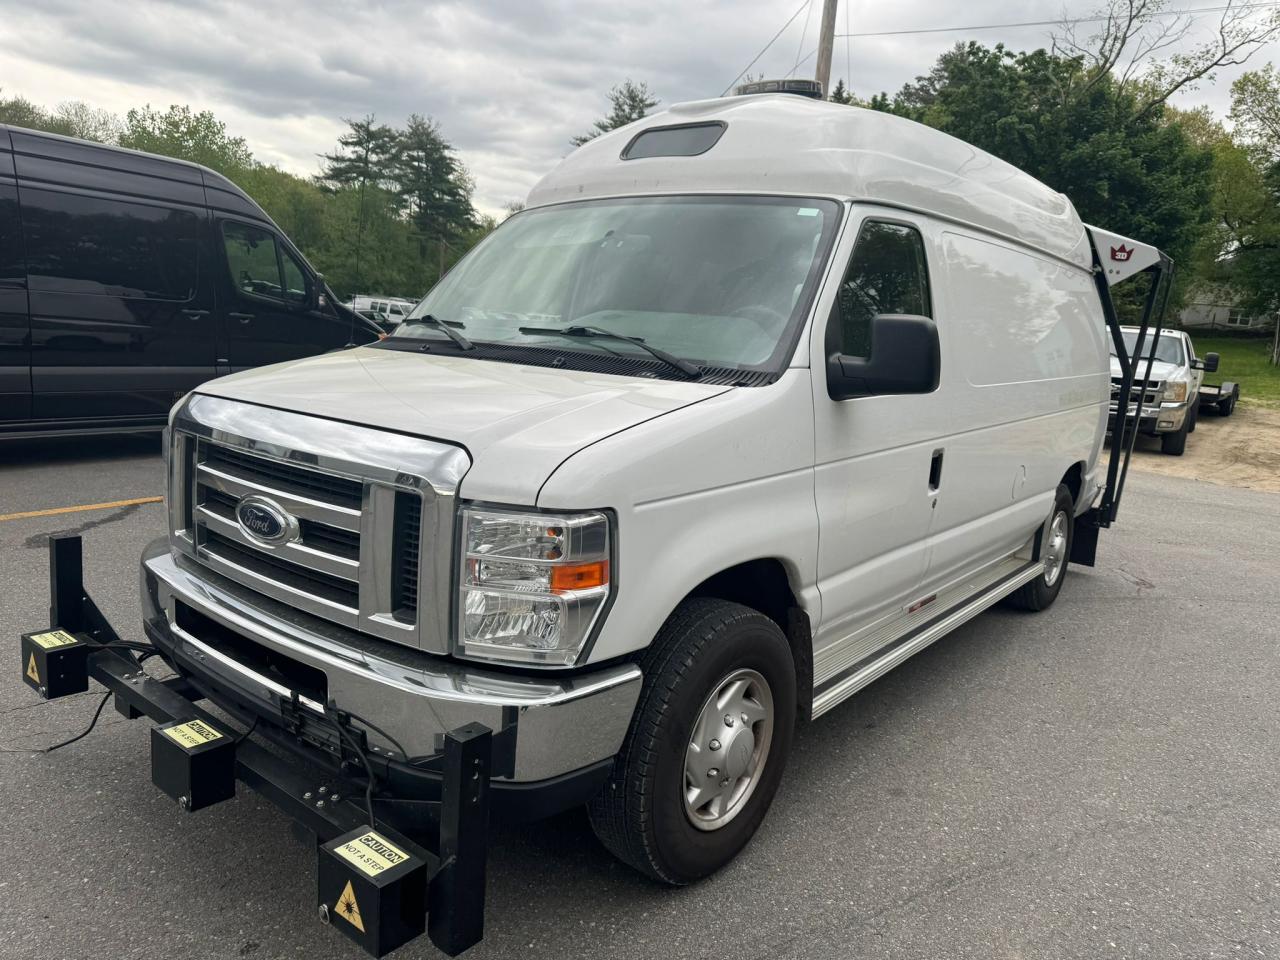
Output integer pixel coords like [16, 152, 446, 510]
[181, 308, 210, 318]
[928, 449, 944, 493]
[229, 312, 255, 324]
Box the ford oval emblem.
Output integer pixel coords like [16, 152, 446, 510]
[235, 495, 297, 546]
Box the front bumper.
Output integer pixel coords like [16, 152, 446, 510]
[141, 541, 642, 790]
[1108, 400, 1188, 436]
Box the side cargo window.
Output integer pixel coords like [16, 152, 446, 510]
[834, 221, 931, 357]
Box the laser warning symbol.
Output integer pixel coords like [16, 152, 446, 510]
[26, 653, 39, 684]
[335, 880, 365, 933]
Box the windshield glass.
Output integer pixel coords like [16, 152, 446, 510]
[392, 196, 841, 371]
[1114, 330, 1185, 365]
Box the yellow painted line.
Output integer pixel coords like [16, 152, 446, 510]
[0, 496, 163, 523]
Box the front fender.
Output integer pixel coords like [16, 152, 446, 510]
[538, 369, 820, 665]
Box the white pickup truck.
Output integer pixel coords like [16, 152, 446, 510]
[22, 91, 1174, 956]
[1108, 326, 1220, 456]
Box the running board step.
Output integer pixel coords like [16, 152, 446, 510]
[811, 560, 1042, 718]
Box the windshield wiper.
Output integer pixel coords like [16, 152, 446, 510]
[517, 324, 702, 379]
[403, 314, 474, 351]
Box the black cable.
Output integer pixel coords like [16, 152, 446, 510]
[233, 715, 259, 745]
[323, 705, 379, 827]
[336, 707, 410, 762]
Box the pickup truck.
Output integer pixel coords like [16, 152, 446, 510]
[1108, 326, 1219, 455]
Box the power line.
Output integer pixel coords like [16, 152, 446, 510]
[720, 0, 812, 96]
[790, 1, 1280, 72]
[790, 0, 814, 78]
[837, 1, 1280, 39]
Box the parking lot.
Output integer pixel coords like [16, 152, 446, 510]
[2, 435, 1277, 960]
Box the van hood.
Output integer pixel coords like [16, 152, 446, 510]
[1108, 356, 1182, 383]
[196, 346, 733, 504]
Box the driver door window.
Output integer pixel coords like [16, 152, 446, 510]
[222, 221, 309, 305]
[835, 221, 931, 358]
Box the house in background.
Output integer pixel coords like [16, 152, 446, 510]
[1178, 283, 1276, 333]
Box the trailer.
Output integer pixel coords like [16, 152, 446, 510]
[1198, 379, 1241, 417]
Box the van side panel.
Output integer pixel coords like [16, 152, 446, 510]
[921, 229, 1108, 589]
[13, 131, 219, 421]
[0, 129, 31, 421]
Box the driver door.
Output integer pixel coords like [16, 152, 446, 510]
[217, 219, 349, 369]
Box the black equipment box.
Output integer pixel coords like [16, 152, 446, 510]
[20, 629, 89, 700]
[150, 718, 237, 811]
[319, 825, 429, 957]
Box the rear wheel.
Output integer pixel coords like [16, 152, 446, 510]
[1004, 484, 1073, 612]
[588, 598, 796, 884]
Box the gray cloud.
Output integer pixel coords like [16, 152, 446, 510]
[0, 0, 1274, 213]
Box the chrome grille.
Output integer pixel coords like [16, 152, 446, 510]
[1110, 376, 1163, 409]
[168, 394, 471, 653]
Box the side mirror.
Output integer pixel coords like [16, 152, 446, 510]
[826, 313, 940, 400]
[1203, 352, 1219, 373]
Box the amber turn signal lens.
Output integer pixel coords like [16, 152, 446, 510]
[549, 561, 609, 592]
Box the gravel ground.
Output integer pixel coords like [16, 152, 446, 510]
[0, 434, 1276, 960]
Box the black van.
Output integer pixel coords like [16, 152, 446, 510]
[0, 125, 382, 440]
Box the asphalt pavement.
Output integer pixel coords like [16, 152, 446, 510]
[1, 434, 1277, 960]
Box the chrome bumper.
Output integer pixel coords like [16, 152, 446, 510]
[140, 544, 642, 782]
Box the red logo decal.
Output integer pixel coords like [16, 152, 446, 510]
[1110, 244, 1133, 262]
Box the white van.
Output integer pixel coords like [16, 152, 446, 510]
[140, 95, 1165, 897]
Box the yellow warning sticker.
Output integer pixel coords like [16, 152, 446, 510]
[332, 830, 412, 877]
[26, 652, 40, 684]
[334, 879, 365, 932]
[30, 630, 79, 650]
[162, 719, 224, 749]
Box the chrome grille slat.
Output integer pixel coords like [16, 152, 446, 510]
[196, 463, 362, 532]
[170, 394, 471, 653]
[195, 505, 361, 580]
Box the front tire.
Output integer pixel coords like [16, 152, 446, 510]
[1187, 401, 1198, 433]
[588, 598, 796, 885]
[1161, 417, 1189, 455]
[1004, 484, 1073, 612]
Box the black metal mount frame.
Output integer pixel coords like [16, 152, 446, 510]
[35, 533, 493, 958]
[1072, 234, 1173, 564]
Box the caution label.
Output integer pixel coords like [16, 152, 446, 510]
[332, 830, 412, 877]
[29, 630, 80, 650]
[334, 879, 365, 932]
[162, 719, 224, 750]
[26, 653, 40, 684]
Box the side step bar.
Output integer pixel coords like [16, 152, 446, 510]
[812, 560, 1042, 717]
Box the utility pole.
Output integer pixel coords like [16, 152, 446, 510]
[813, 0, 839, 97]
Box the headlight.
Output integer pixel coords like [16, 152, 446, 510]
[457, 507, 611, 666]
[1164, 381, 1188, 403]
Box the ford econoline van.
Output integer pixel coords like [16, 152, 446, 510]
[24, 93, 1171, 953]
[0, 126, 382, 440]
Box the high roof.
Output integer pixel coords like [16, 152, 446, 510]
[527, 95, 1092, 270]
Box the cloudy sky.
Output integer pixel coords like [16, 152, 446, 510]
[1, 0, 1276, 215]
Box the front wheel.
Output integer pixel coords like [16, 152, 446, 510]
[1004, 484, 1074, 612]
[1161, 418, 1188, 455]
[1187, 401, 1198, 433]
[588, 598, 796, 884]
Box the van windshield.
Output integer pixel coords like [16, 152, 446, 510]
[392, 196, 841, 372]
[1112, 330, 1185, 365]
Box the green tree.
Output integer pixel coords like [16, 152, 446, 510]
[572, 79, 658, 146]
[394, 114, 477, 267]
[320, 115, 399, 192]
[119, 105, 253, 175]
[1230, 65, 1280, 160]
[828, 79, 854, 104]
